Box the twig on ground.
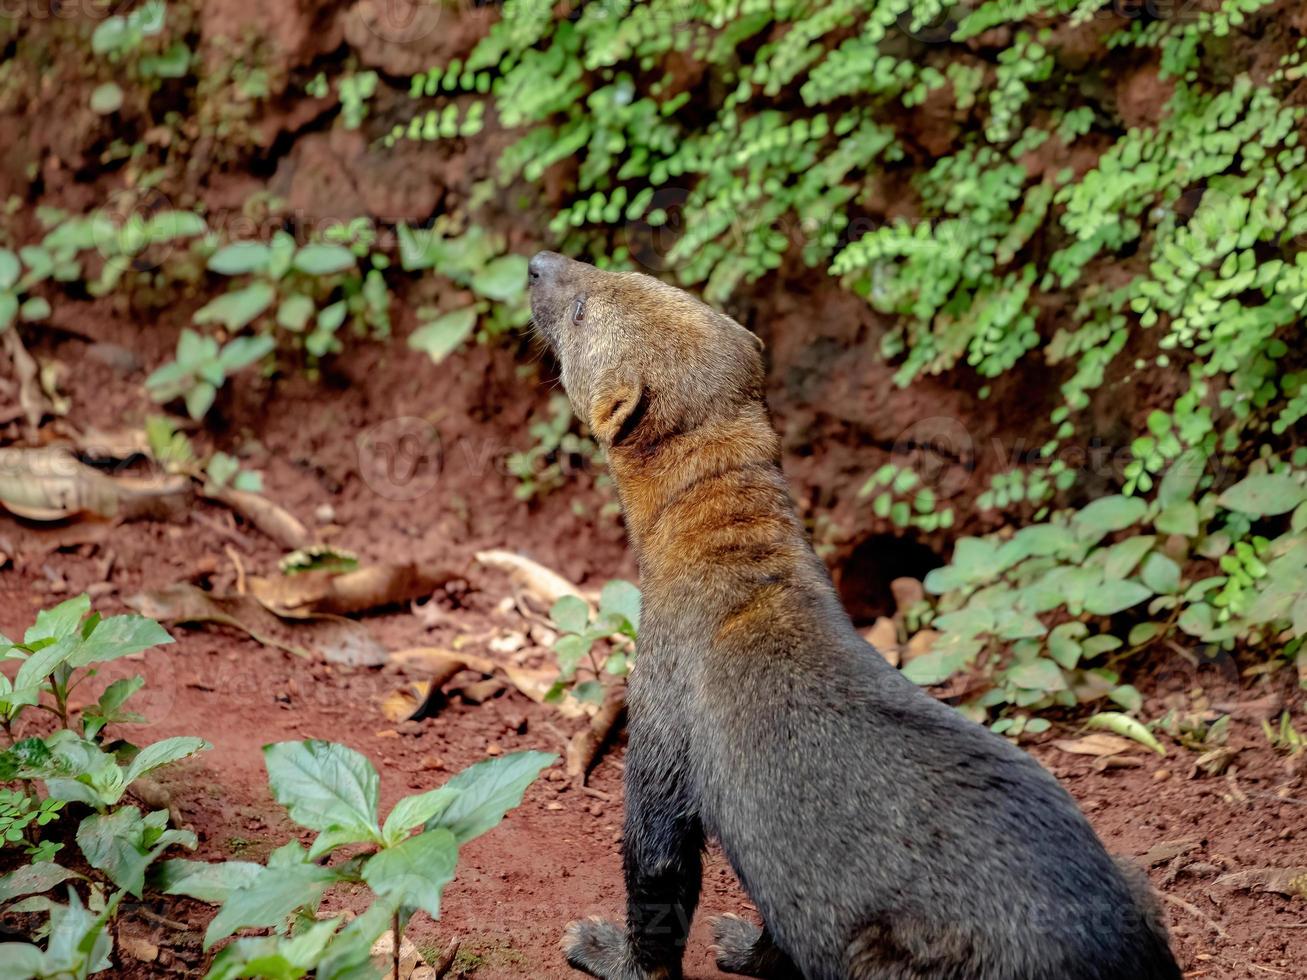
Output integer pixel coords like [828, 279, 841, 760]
[224, 544, 246, 595]
[1162, 892, 1229, 939]
[566, 686, 627, 785]
[433, 938, 460, 978]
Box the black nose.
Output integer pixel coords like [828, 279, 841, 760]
[528, 250, 566, 284]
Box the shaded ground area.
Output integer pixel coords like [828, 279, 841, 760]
[2, 320, 1305, 979]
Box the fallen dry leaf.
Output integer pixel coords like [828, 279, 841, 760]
[890, 577, 924, 616]
[380, 682, 432, 722]
[1053, 733, 1140, 757]
[126, 583, 388, 666]
[1141, 837, 1203, 867]
[567, 685, 627, 784]
[249, 563, 458, 618]
[205, 486, 311, 550]
[862, 617, 899, 667]
[0, 448, 189, 521]
[476, 548, 589, 611]
[1210, 867, 1307, 898]
[902, 629, 940, 664]
[370, 929, 432, 980]
[2, 328, 47, 429]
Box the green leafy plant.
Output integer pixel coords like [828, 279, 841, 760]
[548, 580, 640, 704]
[0, 597, 208, 979]
[145, 328, 275, 419]
[158, 741, 554, 979]
[0, 247, 54, 330]
[88, 0, 191, 116]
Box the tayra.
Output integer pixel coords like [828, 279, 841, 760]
[527, 250, 1181, 980]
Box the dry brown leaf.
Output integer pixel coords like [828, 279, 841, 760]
[566, 686, 627, 784]
[501, 663, 594, 719]
[249, 563, 458, 618]
[388, 646, 496, 677]
[0, 448, 190, 521]
[1210, 867, 1307, 898]
[1053, 734, 1140, 757]
[902, 629, 940, 664]
[126, 583, 387, 666]
[206, 486, 311, 550]
[1141, 837, 1203, 867]
[2, 328, 47, 429]
[380, 682, 431, 722]
[890, 577, 924, 616]
[475, 548, 590, 611]
[862, 617, 899, 667]
[370, 929, 430, 979]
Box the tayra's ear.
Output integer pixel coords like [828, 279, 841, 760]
[588, 373, 650, 447]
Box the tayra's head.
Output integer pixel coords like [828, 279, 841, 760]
[528, 251, 765, 449]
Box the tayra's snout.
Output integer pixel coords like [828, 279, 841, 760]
[528, 250, 569, 286]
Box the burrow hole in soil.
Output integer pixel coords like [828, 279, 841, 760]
[836, 533, 943, 625]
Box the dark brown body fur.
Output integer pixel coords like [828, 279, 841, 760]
[527, 251, 1181, 980]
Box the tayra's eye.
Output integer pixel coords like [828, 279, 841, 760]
[571, 296, 587, 325]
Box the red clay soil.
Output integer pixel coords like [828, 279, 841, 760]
[2, 319, 1305, 979]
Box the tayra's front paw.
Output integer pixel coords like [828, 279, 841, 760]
[710, 914, 801, 980]
[562, 917, 641, 980]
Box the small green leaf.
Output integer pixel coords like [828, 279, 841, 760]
[0, 249, 19, 290]
[1084, 580, 1152, 616]
[598, 580, 641, 632]
[122, 736, 209, 786]
[208, 243, 272, 276]
[1155, 501, 1199, 536]
[1140, 552, 1182, 595]
[277, 294, 315, 332]
[1218, 474, 1307, 517]
[1086, 712, 1164, 755]
[0, 863, 81, 903]
[550, 595, 590, 635]
[470, 255, 529, 302]
[1073, 495, 1148, 539]
[155, 858, 264, 903]
[381, 786, 459, 846]
[195, 283, 277, 331]
[1006, 658, 1066, 692]
[90, 83, 124, 115]
[292, 244, 356, 276]
[408, 307, 478, 363]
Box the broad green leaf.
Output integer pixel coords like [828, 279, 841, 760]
[0, 942, 45, 976]
[0, 249, 19, 290]
[425, 750, 555, 844]
[277, 294, 315, 332]
[123, 736, 209, 786]
[1140, 553, 1181, 595]
[1110, 684, 1143, 713]
[408, 307, 478, 364]
[900, 648, 970, 686]
[217, 334, 277, 373]
[1101, 535, 1155, 579]
[90, 82, 124, 115]
[1084, 580, 1152, 616]
[26, 594, 91, 644]
[1155, 501, 1199, 536]
[145, 211, 206, 241]
[204, 863, 340, 948]
[471, 254, 529, 302]
[599, 580, 641, 632]
[1006, 658, 1065, 692]
[361, 827, 458, 919]
[1073, 495, 1147, 539]
[0, 862, 80, 903]
[263, 740, 381, 838]
[42, 887, 115, 977]
[77, 806, 196, 896]
[155, 859, 264, 903]
[195, 282, 277, 331]
[550, 595, 590, 635]
[292, 244, 356, 276]
[1218, 474, 1307, 517]
[1047, 622, 1086, 670]
[1177, 602, 1215, 638]
[305, 826, 375, 862]
[206, 917, 341, 980]
[208, 243, 272, 276]
[67, 614, 172, 668]
[1157, 448, 1205, 507]
[382, 786, 459, 845]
